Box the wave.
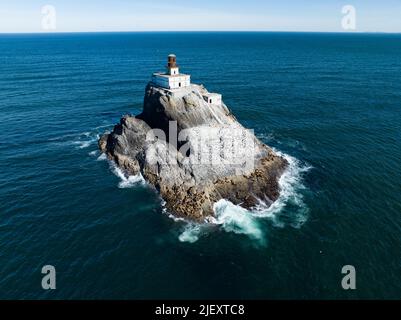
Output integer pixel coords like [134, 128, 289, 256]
[249, 150, 311, 226]
[212, 199, 265, 242]
[178, 151, 310, 244]
[88, 122, 145, 189]
[73, 136, 99, 149]
[49, 123, 112, 150]
[96, 153, 107, 161]
[109, 160, 145, 188]
[49, 131, 99, 149]
[178, 224, 202, 243]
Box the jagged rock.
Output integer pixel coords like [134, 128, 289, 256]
[99, 83, 288, 220]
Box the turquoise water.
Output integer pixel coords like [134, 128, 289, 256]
[0, 32, 400, 299]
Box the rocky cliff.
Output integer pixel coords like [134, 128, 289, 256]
[99, 83, 288, 220]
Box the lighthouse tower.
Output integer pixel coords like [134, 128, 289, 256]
[167, 54, 179, 75]
[151, 54, 191, 90]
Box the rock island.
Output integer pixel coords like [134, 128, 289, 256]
[99, 54, 288, 220]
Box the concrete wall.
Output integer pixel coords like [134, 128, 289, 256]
[152, 75, 191, 89]
[152, 74, 190, 89]
[168, 75, 190, 89]
[168, 67, 179, 75]
[203, 93, 222, 105]
[212, 95, 222, 105]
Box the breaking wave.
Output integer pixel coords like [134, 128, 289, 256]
[50, 124, 113, 150]
[109, 160, 145, 188]
[49, 131, 101, 149]
[250, 150, 311, 227]
[178, 224, 202, 243]
[211, 199, 265, 243]
[96, 153, 107, 161]
[84, 124, 145, 189]
[178, 151, 310, 244]
[88, 150, 99, 157]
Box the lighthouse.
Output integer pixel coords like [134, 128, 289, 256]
[151, 54, 191, 90]
[167, 54, 179, 75]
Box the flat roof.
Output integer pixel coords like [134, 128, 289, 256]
[202, 92, 222, 97]
[152, 72, 190, 78]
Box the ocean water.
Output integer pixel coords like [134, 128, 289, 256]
[0, 32, 400, 299]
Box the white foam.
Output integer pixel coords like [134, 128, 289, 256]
[51, 126, 108, 150]
[178, 224, 201, 243]
[74, 141, 91, 149]
[73, 134, 99, 149]
[96, 153, 107, 161]
[118, 174, 145, 188]
[212, 199, 265, 242]
[108, 161, 145, 188]
[268, 149, 311, 228]
[177, 150, 310, 244]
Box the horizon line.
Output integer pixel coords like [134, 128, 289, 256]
[1, 30, 401, 35]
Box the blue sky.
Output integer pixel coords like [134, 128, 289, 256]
[1, 0, 401, 33]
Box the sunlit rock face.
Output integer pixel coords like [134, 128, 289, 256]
[99, 83, 288, 220]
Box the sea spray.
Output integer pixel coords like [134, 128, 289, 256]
[212, 199, 265, 242]
[178, 151, 310, 243]
[178, 224, 202, 243]
[50, 124, 112, 150]
[96, 153, 107, 161]
[76, 133, 100, 149]
[269, 150, 311, 228]
[108, 160, 145, 188]
[118, 174, 145, 189]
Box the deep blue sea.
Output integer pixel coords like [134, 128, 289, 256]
[0, 32, 400, 299]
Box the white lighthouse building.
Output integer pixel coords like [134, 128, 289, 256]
[151, 54, 191, 90]
[151, 54, 222, 106]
